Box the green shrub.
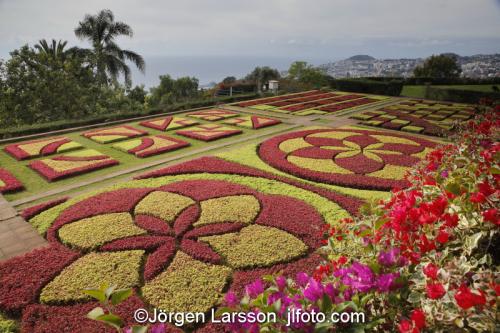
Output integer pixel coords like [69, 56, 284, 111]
[425, 86, 500, 103]
[0, 94, 257, 140]
[333, 78, 403, 96]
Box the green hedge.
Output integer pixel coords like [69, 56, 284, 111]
[366, 77, 500, 86]
[0, 94, 257, 140]
[333, 78, 403, 96]
[424, 86, 500, 104]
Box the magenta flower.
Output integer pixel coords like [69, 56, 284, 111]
[224, 291, 239, 307]
[303, 278, 324, 302]
[378, 247, 400, 267]
[276, 275, 287, 291]
[296, 272, 310, 287]
[376, 273, 399, 292]
[245, 279, 265, 299]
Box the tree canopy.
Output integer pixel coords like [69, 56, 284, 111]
[413, 54, 462, 78]
[74, 9, 145, 86]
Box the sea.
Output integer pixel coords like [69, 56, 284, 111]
[129, 55, 334, 89]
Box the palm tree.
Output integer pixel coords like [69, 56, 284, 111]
[35, 39, 69, 60]
[74, 9, 145, 86]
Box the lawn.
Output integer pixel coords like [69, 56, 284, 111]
[401, 84, 498, 98]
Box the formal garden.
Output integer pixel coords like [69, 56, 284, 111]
[0, 88, 498, 332]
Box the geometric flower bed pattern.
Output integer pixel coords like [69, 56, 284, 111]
[258, 128, 437, 190]
[1, 155, 363, 331]
[223, 115, 282, 129]
[0, 168, 23, 193]
[112, 135, 190, 158]
[351, 99, 475, 136]
[236, 91, 388, 116]
[81, 125, 148, 144]
[235, 90, 324, 108]
[186, 109, 239, 121]
[176, 124, 242, 141]
[139, 116, 198, 131]
[3, 137, 83, 160]
[28, 149, 119, 182]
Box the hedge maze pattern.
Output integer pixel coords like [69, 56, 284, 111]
[4, 137, 82, 160]
[112, 135, 190, 158]
[139, 116, 198, 131]
[82, 125, 148, 144]
[28, 149, 119, 181]
[1, 156, 363, 331]
[351, 99, 475, 136]
[258, 128, 437, 190]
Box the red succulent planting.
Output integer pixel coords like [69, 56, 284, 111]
[0, 168, 24, 193]
[21, 197, 69, 220]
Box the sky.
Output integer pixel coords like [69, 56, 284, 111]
[1, 0, 499, 85]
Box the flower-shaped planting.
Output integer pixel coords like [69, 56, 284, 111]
[223, 115, 282, 129]
[2, 174, 331, 330]
[176, 124, 242, 141]
[81, 125, 148, 144]
[139, 116, 198, 131]
[186, 109, 239, 121]
[0, 168, 23, 193]
[3, 137, 83, 160]
[351, 100, 475, 136]
[259, 128, 437, 190]
[28, 149, 119, 181]
[112, 135, 190, 157]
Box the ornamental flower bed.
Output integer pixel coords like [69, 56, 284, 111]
[235, 90, 322, 107]
[351, 100, 475, 136]
[112, 135, 190, 158]
[176, 124, 242, 141]
[28, 149, 119, 181]
[318, 97, 380, 113]
[223, 116, 281, 129]
[3, 137, 83, 160]
[82, 125, 148, 144]
[258, 128, 437, 190]
[0, 154, 365, 331]
[278, 94, 364, 112]
[186, 109, 239, 121]
[266, 93, 337, 107]
[139, 116, 198, 131]
[0, 168, 23, 193]
[221, 106, 500, 333]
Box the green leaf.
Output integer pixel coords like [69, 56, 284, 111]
[320, 294, 332, 313]
[104, 285, 117, 299]
[110, 288, 132, 306]
[95, 313, 123, 329]
[272, 298, 282, 312]
[82, 289, 106, 303]
[445, 182, 461, 195]
[86, 307, 105, 320]
[131, 326, 149, 333]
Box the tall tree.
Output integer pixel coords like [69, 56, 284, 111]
[413, 54, 462, 78]
[74, 9, 145, 86]
[245, 66, 280, 93]
[287, 61, 330, 87]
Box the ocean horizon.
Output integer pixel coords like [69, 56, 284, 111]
[130, 55, 335, 89]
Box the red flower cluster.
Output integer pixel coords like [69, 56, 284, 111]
[454, 284, 486, 310]
[0, 168, 24, 193]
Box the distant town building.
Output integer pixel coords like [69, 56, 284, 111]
[319, 54, 500, 78]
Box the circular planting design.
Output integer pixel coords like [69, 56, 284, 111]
[259, 128, 437, 190]
[3, 176, 332, 331]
